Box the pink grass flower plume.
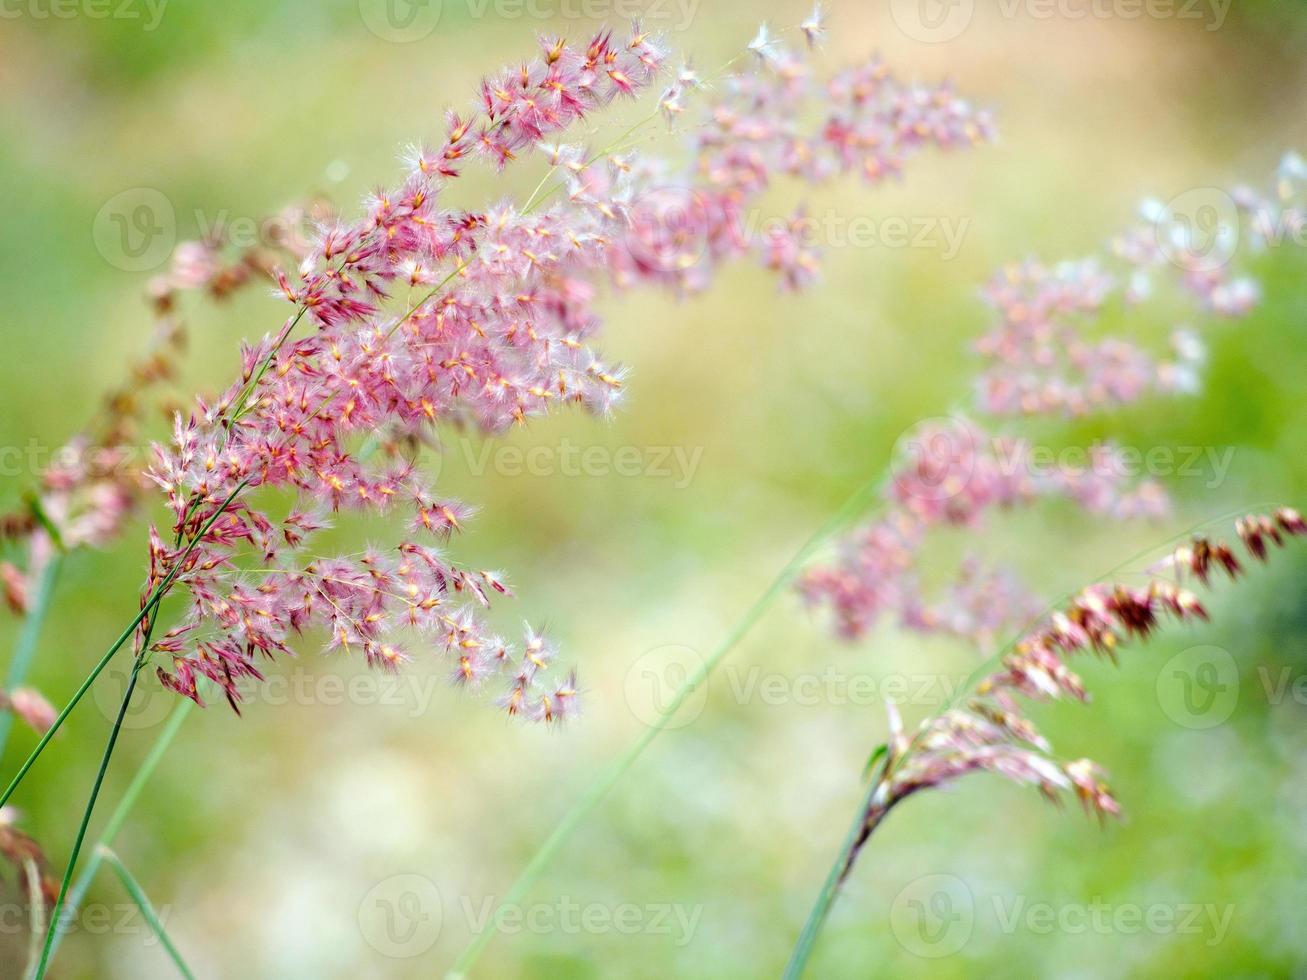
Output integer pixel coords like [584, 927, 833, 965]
[798, 151, 1307, 880]
[838, 509, 1307, 879]
[802, 154, 1307, 658]
[139, 17, 995, 720]
[0, 688, 58, 736]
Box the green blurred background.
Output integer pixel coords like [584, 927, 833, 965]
[2, 0, 1307, 976]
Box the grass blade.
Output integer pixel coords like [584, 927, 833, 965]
[48, 699, 194, 962]
[446, 471, 885, 978]
[99, 846, 196, 980]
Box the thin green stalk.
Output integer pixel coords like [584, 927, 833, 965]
[446, 472, 886, 979]
[47, 701, 194, 963]
[781, 503, 1279, 974]
[35, 654, 144, 979]
[0, 554, 63, 758]
[99, 846, 196, 980]
[783, 775, 887, 980]
[228, 305, 310, 426]
[0, 478, 249, 809]
[0, 602, 153, 811]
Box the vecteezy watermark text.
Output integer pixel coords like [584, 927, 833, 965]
[456, 438, 703, 489]
[742, 211, 973, 261]
[358, 0, 701, 44]
[990, 440, 1237, 490]
[0, 0, 166, 29]
[358, 875, 702, 959]
[889, 0, 1230, 44]
[0, 901, 173, 945]
[890, 874, 1234, 959]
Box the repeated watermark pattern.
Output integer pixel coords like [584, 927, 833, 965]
[722, 666, 967, 709]
[1156, 643, 1307, 730]
[1155, 645, 1240, 730]
[890, 0, 1231, 44]
[358, 0, 701, 43]
[0, 435, 705, 490]
[889, 415, 1238, 502]
[358, 875, 701, 958]
[623, 645, 970, 728]
[741, 211, 974, 262]
[93, 663, 459, 729]
[358, 875, 445, 958]
[92, 188, 176, 274]
[1153, 185, 1307, 273]
[623, 644, 707, 729]
[989, 440, 1237, 490]
[890, 873, 1234, 959]
[456, 438, 703, 488]
[1, 902, 173, 944]
[1258, 665, 1307, 708]
[91, 184, 974, 280]
[0, 0, 167, 30]
[91, 192, 321, 274]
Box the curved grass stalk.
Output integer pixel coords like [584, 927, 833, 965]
[99, 846, 196, 980]
[446, 470, 887, 979]
[45, 700, 194, 963]
[35, 652, 146, 979]
[782, 766, 886, 980]
[781, 504, 1283, 978]
[0, 555, 63, 760]
[0, 478, 249, 810]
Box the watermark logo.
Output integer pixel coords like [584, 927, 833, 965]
[890, 875, 1235, 955]
[1151, 187, 1240, 274]
[92, 191, 324, 275]
[886, 415, 1238, 507]
[625, 185, 713, 277]
[359, 0, 700, 41]
[889, 0, 1231, 42]
[623, 644, 707, 729]
[1156, 645, 1239, 729]
[358, 874, 444, 958]
[358, 0, 442, 41]
[890, 416, 977, 505]
[890, 874, 975, 958]
[92, 188, 175, 273]
[93, 663, 174, 731]
[891, 0, 974, 43]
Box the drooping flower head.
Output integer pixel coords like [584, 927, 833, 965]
[141, 23, 996, 720]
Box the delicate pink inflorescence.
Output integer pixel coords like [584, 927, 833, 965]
[0, 200, 322, 605]
[0, 806, 57, 909]
[0, 200, 321, 733]
[800, 415, 1167, 648]
[0, 688, 58, 736]
[865, 510, 1306, 829]
[976, 154, 1307, 418]
[801, 155, 1307, 841]
[142, 22, 994, 719]
[802, 156, 1304, 655]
